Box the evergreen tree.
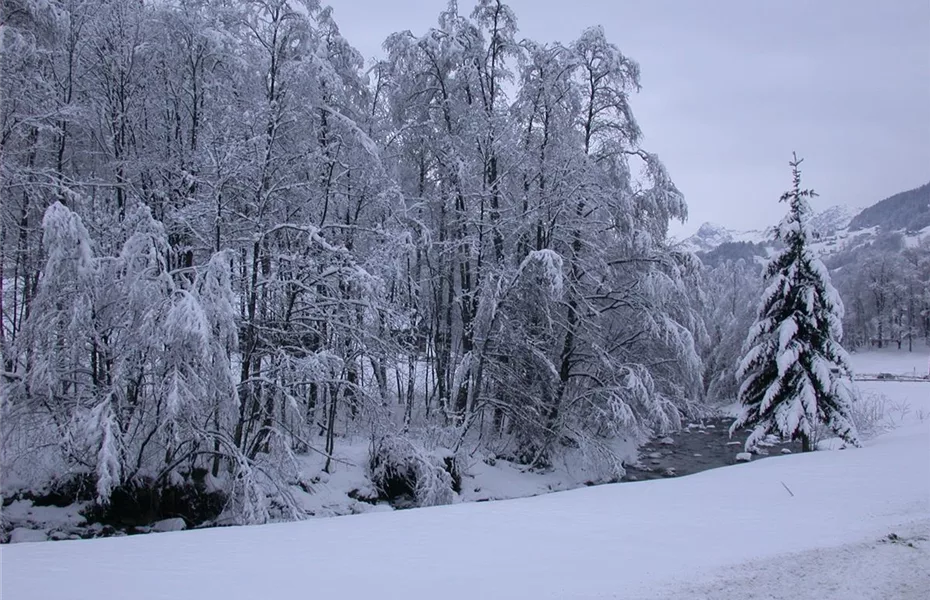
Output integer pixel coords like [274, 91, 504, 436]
[731, 155, 860, 453]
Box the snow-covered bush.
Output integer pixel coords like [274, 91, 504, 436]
[814, 391, 914, 445]
[369, 436, 461, 508]
[847, 392, 895, 441]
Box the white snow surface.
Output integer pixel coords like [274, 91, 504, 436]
[4, 404, 928, 598]
[851, 345, 930, 378]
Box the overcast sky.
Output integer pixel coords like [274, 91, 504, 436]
[327, 0, 930, 238]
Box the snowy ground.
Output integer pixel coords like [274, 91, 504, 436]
[850, 344, 930, 378]
[283, 434, 638, 519]
[2, 349, 928, 599]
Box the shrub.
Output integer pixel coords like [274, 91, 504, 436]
[369, 436, 460, 508]
[810, 390, 905, 448]
[81, 474, 226, 528]
[31, 472, 98, 507]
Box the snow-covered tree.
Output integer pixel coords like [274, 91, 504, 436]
[701, 257, 762, 402]
[830, 240, 930, 351]
[378, 8, 702, 473]
[2, 0, 708, 523]
[731, 155, 859, 452]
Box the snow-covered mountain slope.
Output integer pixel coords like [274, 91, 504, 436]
[681, 204, 857, 255]
[682, 201, 930, 264]
[809, 223, 930, 259]
[848, 181, 930, 232]
[3, 363, 928, 600]
[809, 204, 859, 236]
[680, 222, 772, 254]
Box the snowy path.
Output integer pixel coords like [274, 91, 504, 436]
[3, 420, 927, 599]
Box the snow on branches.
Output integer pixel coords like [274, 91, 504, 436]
[731, 155, 860, 452]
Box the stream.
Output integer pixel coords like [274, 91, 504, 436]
[622, 418, 804, 481]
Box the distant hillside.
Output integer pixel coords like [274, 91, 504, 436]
[698, 241, 769, 269]
[681, 223, 773, 254]
[847, 182, 930, 232]
[683, 184, 930, 265]
[682, 205, 855, 256]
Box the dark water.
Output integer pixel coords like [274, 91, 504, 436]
[622, 417, 803, 481]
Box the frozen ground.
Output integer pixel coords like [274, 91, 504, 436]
[2, 349, 928, 599]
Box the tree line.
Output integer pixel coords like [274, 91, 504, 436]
[1, 0, 702, 521]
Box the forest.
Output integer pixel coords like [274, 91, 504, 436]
[2, 0, 927, 529]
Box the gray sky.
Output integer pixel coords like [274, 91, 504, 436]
[327, 0, 930, 237]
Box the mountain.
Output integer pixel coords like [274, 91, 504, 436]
[682, 192, 930, 268]
[847, 182, 930, 232]
[696, 241, 770, 269]
[681, 223, 772, 254]
[809, 204, 859, 236]
[681, 204, 854, 255]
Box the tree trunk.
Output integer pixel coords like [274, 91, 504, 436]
[800, 432, 812, 453]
